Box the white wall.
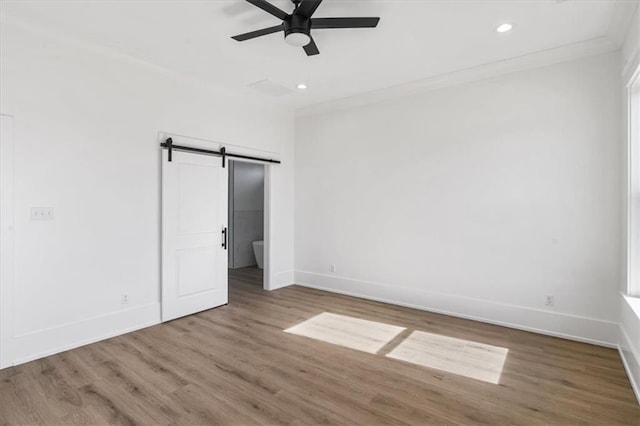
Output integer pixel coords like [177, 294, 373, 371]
[0, 18, 294, 367]
[295, 52, 622, 346]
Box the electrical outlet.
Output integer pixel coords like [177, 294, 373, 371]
[545, 295, 554, 307]
[30, 207, 54, 220]
[121, 294, 129, 304]
[330, 264, 337, 273]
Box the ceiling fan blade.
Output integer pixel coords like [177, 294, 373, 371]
[303, 37, 320, 56]
[295, 0, 323, 18]
[312, 17, 380, 29]
[231, 24, 283, 41]
[246, 0, 289, 20]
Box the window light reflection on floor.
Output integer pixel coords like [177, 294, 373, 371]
[284, 312, 405, 354]
[284, 312, 509, 385]
[386, 330, 508, 384]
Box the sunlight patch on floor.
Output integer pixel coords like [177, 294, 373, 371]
[284, 312, 406, 354]
[386, 330, 509, 384]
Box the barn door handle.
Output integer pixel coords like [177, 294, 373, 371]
[222, 227, 227, 250]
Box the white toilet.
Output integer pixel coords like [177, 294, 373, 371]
[252, 240, 264, 269]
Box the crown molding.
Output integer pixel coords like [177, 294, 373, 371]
[0, 13, 295, 115]
[606, 0, 639, 47]
[296, 1, 637, 118]
[296, 36, 618, 118]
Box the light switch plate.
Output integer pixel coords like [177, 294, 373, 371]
[31, 207, 54, 220]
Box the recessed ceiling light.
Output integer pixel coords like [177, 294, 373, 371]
[496, 23, 513, 33]
[297, 83, 308, 90]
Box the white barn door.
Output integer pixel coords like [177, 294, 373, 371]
[162, 149, 228, 322]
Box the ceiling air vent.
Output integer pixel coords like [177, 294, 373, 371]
[248, 79, 294, 97]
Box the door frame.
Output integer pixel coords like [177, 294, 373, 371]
[0, 114, 15, 369]
[627, 64, 640, 297]
[159, 132, 275, 294]
[227, 161, 235, 269]
[227, 157, 271, 291]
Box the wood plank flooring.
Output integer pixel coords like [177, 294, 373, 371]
[229, 266, 263, 286]
[1, 274, 639, 425]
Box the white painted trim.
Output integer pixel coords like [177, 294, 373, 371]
[263, 163, 273, 291]
[0, 114, 15, 369]
[10, 303, 160, 367]
[624, 294, 640, 318]
[606, 1, 639, 48]
[296, 37, 618, 117]
[627, 66, 640, 297]
[295, 271, 619, 348]
[619, 324, 640, 404]
[623, 47, 640, 85]
[628, 62, 640, 93]
[227, 159, 270, 292]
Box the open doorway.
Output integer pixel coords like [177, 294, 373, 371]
[228, 160, 265, 288]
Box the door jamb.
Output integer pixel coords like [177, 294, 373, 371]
[227, 158, 271, 291]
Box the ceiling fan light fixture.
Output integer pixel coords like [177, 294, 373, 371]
[285, 32, 311, 47]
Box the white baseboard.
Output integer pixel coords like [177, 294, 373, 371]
[619, 325, 640, 404]
[295, 270, 618, 348]
[7, 303, 161, 367]
[2, 265, 295, 368]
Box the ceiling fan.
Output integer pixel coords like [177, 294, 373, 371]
[231, 0, 380, 56]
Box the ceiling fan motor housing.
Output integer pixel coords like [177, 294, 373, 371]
[284, 14, 311, 39]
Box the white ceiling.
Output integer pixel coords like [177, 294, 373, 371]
[0, 0, 635, 110]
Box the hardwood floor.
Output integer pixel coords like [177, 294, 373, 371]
[1, 277, 639, 425]
[228, 266, 263, 286]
